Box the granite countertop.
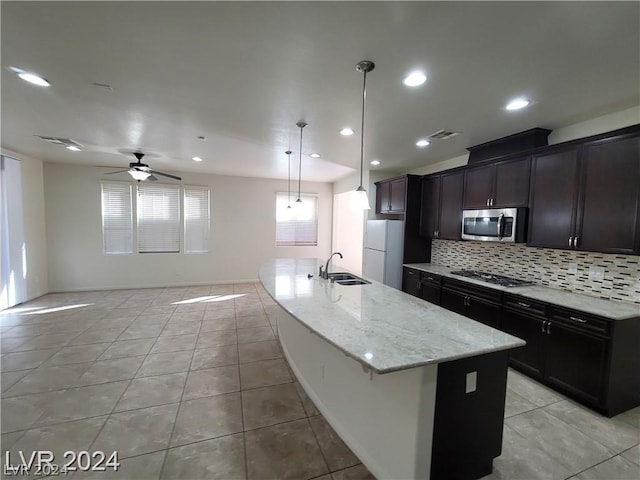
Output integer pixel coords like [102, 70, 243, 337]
[259, 258, 525, 374]
[403, 263, 640, 320]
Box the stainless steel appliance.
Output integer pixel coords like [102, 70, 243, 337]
[461, 207, 527, 243]
[363, 220, 404, 289]
[450, 270, 533, 287]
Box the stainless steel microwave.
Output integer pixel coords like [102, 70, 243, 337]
[461, 207, 527, 243]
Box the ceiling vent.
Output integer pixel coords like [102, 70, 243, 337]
[36, 136, 83, 148]
[428, 129, 461, 140]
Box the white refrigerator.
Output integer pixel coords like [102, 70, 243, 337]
[363, 220, 404, 289]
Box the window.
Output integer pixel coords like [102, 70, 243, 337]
[276, 192, 318, 246]
[137, 183, 180, 253]
[184, 186, 210, 253]
[1, 156, 27, 309]
[101, 182, 133, 255]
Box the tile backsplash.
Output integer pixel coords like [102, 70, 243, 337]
[431, 240, 640, 305]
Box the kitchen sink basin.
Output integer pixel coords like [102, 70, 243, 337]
[327, 272, 371, 285]
[335, 279, 370, 285]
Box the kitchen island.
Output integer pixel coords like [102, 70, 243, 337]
[259, 258, 526, 480]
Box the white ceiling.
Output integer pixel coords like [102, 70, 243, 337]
[2, 1, 639, 183]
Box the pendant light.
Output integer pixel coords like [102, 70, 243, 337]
[285, 149, 293, 208]
[354, 60, 374, 210]
[296, 121, 307, 203]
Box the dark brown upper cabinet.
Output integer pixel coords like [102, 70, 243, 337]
[419, 171, 464, 240]
[577, 134, 640, 254]
[528, 146, 580, 249]
[375, 176, 407, 214]
[528, 129, 640, 254]
[463, 156, 531, 209]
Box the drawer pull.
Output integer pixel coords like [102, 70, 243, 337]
[569, 316, 587, 324]
[426, 276, 433, 281]
[517, 301, 531, 308]
[541, 321, 546, 333]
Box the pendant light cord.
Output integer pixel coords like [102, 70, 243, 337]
[296, 121, 307, 202]
[286, 150, 292, 206]
[359, 69, 367, 188]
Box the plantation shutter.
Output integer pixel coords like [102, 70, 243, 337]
[101, 182, 133, 254]
[275, 192, 318, 246]
[184, 185, 210, 253]
[137, 183, 180, 253]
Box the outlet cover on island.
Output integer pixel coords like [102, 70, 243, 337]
[568, 263, 578, 274]
[589, 266, 605, 280]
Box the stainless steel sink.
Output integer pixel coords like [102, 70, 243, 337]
[327, 272, 371, 285]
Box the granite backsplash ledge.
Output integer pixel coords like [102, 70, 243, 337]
[431, 240, 640, 305]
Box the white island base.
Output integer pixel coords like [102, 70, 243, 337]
[277, 308, 510, 480]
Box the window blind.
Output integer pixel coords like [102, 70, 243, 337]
[137, 183, 180, 253]
[276, 192, 318, 246]
[184, 185, 210, 253]
[101, 182, 133, 255]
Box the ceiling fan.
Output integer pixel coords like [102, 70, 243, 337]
[105, 152, 182, 182]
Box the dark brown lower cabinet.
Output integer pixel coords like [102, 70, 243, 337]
[544, 321, 607, 407]
[440, 280, 501, 329]
[420, 273, 441, 305]
[501, 307, 545, 378]
[403, 274, 639, 416]
[402, 268, 421, 297]
[502, 296, 639, 417]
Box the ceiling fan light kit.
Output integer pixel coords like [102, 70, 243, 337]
[106, 151, 182, 182]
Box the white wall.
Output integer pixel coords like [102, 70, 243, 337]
[1, 149, 48, 302]
[44, 163, 333, 291]
[408, 106, 640, 176]
[331, 191, 364, 275]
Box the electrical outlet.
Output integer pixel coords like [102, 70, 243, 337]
[465, 371, 477, 394]
[568, 263, 578, 274]
[589, 266, 605, 280]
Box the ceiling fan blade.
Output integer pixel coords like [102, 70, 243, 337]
[147, 174, 158, 182]
[149, 169, 182, 181]
[104, 169, 129, 175]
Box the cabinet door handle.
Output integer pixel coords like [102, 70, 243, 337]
[568, 237, 573, 248]
[517, 301, 531, 308]
[490, 198, 494, 206]
[569, 316, 587, 324]
[541, 320, 546, 333]
[573, 237, 579, 248]
[547, 322, 551, 334]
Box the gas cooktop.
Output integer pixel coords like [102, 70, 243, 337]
[450, 270, 534, 287]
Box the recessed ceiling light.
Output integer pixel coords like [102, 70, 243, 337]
[370, 160, 381, 166]
[339, 127, 355, 136]
[403, 71, 427, 87]
[10, 67, 50, 87]
[505, 98, 530, 111]
[310, 153, 321, 158]
[66, 146, 81, 152]
[192, 156, 203, 162]
[416, 139, 430, 147]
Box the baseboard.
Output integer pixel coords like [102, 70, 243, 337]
[46, 278, 260, 294]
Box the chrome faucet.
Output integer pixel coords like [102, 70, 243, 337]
[320, 252, 343, 279]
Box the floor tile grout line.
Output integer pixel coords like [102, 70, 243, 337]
[305, 415, 333, 476]
[85, 324, 179, 457]
[541, 401, 635, 455]
[157, 312, 205, 479]
[234, 307, 251, 480]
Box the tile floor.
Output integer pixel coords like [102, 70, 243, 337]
[1, 283, 638, 480]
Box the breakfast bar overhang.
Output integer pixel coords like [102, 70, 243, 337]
[259, 258, 526, 480]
